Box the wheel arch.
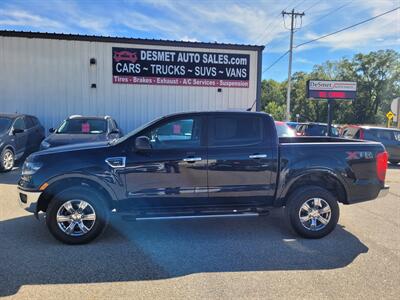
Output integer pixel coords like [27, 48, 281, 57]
[37, 175, 118, 213]
[276, 170, 349, 206]
[2, 144, 16, 154]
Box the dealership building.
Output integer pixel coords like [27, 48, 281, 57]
[0, 31, 264, 133]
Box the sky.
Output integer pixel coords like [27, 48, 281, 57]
[0, 0, 399, 81]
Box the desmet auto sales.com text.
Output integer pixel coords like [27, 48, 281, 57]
[140, 50, 248, 66]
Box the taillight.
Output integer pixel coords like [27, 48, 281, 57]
[376, 151, 388, 182]
[359, 129, 364, 140]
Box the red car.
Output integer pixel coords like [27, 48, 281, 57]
[275, 121, 296, 137]
[113, 51, 138, 63]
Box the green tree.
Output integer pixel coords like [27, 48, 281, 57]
[335, 50, 400, 124]
[262, 49, 400, 125]
[264, 101, 286, 120]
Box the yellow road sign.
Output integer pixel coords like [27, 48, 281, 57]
[386, 111, 394, 120]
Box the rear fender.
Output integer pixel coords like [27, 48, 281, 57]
[274, 168, 349, 207]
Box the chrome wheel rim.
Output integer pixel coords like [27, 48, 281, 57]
[3, 150, 14, 170]
[298, 198, 331, 231]
[56, 200, 96, 236]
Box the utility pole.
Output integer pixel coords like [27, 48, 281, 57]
[282, 9, 304, 121]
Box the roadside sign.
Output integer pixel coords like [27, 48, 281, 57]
[306, 79, 357, 136]
[390, 98, 399, 115]
[386, 111, 394, 120]
[307, 80, 357, 99]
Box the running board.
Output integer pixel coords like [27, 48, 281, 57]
[135, 212, 260, 221]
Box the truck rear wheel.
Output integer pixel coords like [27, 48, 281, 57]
[46, 186, 109, 244]
[285, 186, 339, 239]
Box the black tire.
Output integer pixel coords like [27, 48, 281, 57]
[0, 148, 15, 171]
[389, 160, 399, 165]
[46, 186, 109, 244]
[285, 186, 339, 239]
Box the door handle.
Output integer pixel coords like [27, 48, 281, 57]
[249, 154, 267, 159]
[183, 157, 202, 163]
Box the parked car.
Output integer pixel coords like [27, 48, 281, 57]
[285, 121, 298, 130]
[275, 121, 296, 137]
[0, 113, 44, 171]
[341, 125, 400, 164]
[296, 122, 340, 137]
[18, 111, 388, 244]
[40, 115, 123, 150]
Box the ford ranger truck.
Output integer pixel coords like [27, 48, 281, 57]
[18, 111, 389, 244]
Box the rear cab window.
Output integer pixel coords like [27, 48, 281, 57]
[208, 114, 263, 147]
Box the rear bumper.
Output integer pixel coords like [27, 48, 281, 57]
[377, 185, 390, 199]
[18, 187, 41, 213]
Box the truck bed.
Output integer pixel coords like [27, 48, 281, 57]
[279, 136, 365, 144]
[276, 136, 385, 206]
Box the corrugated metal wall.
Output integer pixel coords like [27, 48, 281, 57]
[0, 36, 259, 133]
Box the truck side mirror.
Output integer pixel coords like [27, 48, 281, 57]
[135, 136, 152, 151]
[13, 128, 24, 134]
[109, 129, 120, 135]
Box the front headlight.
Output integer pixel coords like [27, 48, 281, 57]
[40, 141, 50, 149]
[22, 161, 43, 176]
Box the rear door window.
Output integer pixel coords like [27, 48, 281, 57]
[25, 117, 35, 129]
[13, 117, 26, 130]
[31, 116, 39, 126]
[375, 129, 394, 141]
[393, 131, 400, 141]
[209, 115, 263, 147]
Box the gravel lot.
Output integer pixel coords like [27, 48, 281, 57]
[0, 163, 399, 299]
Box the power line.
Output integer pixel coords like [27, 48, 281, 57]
[254, 0, 298, 44]
[302, 0, 321, 13]
[262, 50, 290, 73]
[295, 6, 400, 49]
[293, 0, 307, 10]
[302, 2, 353, 29]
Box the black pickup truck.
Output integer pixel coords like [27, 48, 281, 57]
[18, 111, 389, 244]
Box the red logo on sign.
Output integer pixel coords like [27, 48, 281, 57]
[113, 51, 138, 63]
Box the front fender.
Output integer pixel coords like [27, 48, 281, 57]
[45, 172, 120, 202]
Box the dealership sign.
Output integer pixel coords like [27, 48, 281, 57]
[307, 80, 357, 99]
[112, 47, 250, 88]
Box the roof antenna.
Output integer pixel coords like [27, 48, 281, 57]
[246, 99, 256, 111]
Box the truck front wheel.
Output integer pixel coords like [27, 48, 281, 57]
[46, 186, 109, 244]
[285, 186, 339, 239]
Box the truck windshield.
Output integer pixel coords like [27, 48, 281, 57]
[0, 117, 12, 134]
[113, 116, 163, 144]
[57, 119, 107, 134]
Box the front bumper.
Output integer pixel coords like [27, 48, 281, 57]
[18, 187, 41, 213]
[377, 185, 390, 199]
